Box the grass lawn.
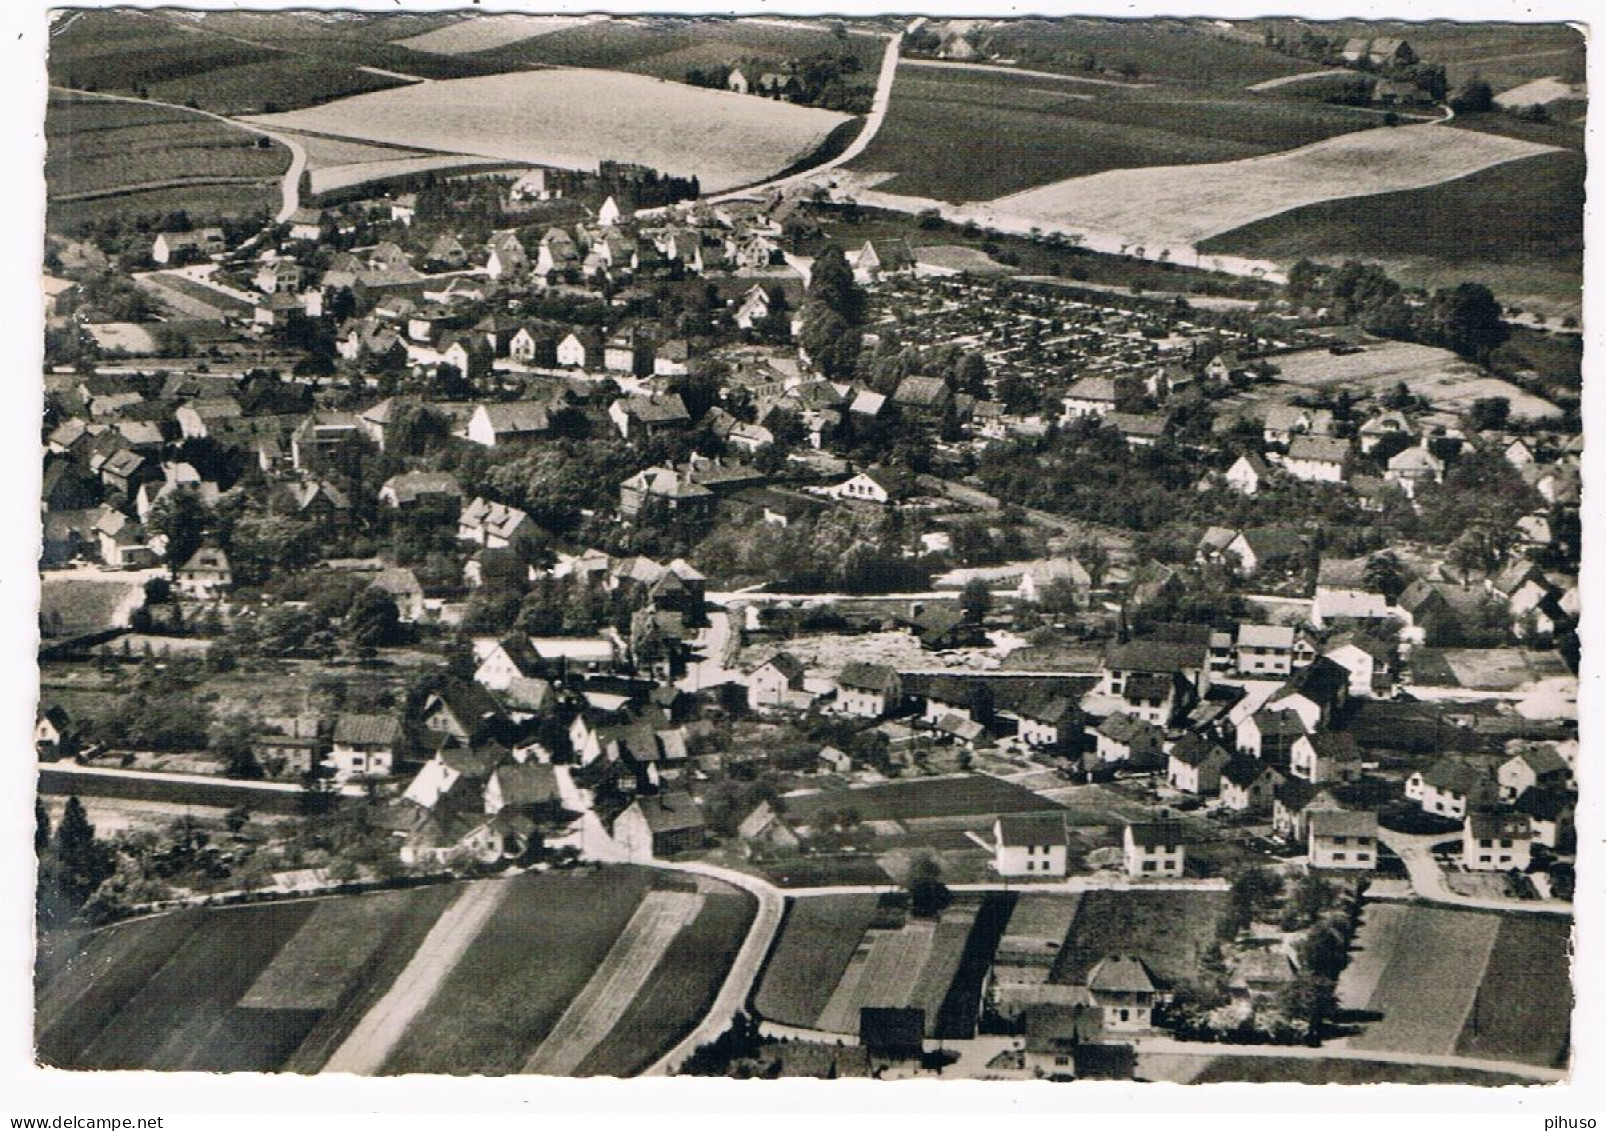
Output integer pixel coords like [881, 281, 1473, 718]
[1050, 890, 1229, 987]
[573, 889, 756, 1076]
[1189, 1056, 1531, 1086]
[381, 867, 655, 1075]
[755, 895, 881, 1026]
[849, 65, 1374, 201]
[50, 901, 315, 1071]
[785, 775, 1062, 825]
[1198, 148, 1583, 318]
[1455, 915, 1573, 1068]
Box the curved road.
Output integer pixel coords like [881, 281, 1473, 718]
[50, 84, 308, 223]
[1376, 827, 1571, 916]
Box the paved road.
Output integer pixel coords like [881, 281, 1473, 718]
[50, 85, 308, 223]
[698, 18, 912, 205]
[640, 860, 788, 1077]
[1133, 1035, 1566, 1082]
[1376, 828, 1571, 916]
[322, 878, 507, 1075]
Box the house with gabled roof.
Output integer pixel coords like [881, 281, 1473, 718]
[613, 791, 707, 858]
[1235, 623, 1295, 677]
[1167, 733, 1231, 794]
[1122, 821, 1185, 880]
[1263, 656, 1350, 732]
[329, 714, 402, 779]
[1289, 732, 1363, 785]
[1463, 811, 1531, 872]
[1498, 744, 1572, 801]
[1017, 695, 1080, 750]
[465, 401, 551, 447]
[1234, 707, 1308, 769]
[1220, 757, 1284, 814]
[610, 393, 691, 440]
[174, 546, 232, 599]
[422, 679, 510, 745]
[849, 238, 916, 283]
[1092, 711, 1166, 770]
[835, 662, 902, 718]
[1405, 756, 1498, 820]
[746, 651, 809, 711]
[995, 812, 1069, 877]
[1061, 376, 1119, 421]
[1225, 452, 1271, 496]
[1226, 525, 1309, 577]
[1272, 779, 1343, 841]
[832, 465, 916, 505]
[1308, 808, 1377, 870]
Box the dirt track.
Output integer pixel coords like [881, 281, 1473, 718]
[321, 879, 506, 1075]
[523, 891, 704, 1076]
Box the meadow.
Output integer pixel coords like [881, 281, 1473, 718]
[754, 894, 883, 1026]
[848, 65, 1376, 201]
[246, 69, 852, 193]
[1049, 890, 1230, 986]
[395, 14, 605, 56]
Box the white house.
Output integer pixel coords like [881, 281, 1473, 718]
[1235, 623, 1294, 677]
[328, 714, 400, 780]
[835, 662, 901, 718]
[747, 651, 809, 711]
[1283, 435, 1350, 484]
[1225, 453, 1271, 496]
[1405, 758, 1496, 820]
[1307, 808, 1378, 870]
[994, 813, 1069, 878]
[1288, 732, 1362, 786]
[1497, 745, 1572, 801]
[1462, 811, 1532, 872]
[1060, 376, 1118, 421]
[1122, 820, 1185, 878]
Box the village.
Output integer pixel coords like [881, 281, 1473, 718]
[36, 90, 1580, 1082]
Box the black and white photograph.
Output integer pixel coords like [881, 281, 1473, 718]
[16, 0, 1592, 1108]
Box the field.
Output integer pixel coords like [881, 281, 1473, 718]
[966, 18, 1322, 89]
[755, 894, 1000, 1037]
[1342, 899, 1503, 1060]
[1050, 890, 1229, 986]
[307, 154, 515, 197]
[783, 774, 1063, 826]
[989, 122, 1559, 259]
[573, 890, 755, 1076]
[395, 14, 605, 56]
[45, 95, 288, 214]
[36, 886, 459, 1072]
[146, 59, 411, 116]
[848, 65, 1376, 201]
[754, 895, 883, 1026]
[1199, 148, 1584, 319]
[48, 9, 281, 94]
[1267, 340, 1561, 422]
[462, 16, 885, 85]
[1455, 916, 1573, 1067]
[245, 69, 852, 193]
[1188, 1057, 1531, 1086]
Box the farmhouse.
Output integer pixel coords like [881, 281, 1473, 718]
[1288, 732, 1362, 786]
[465, 401, 551, 447]
[1225, 526, 1308, 578]
[1220, 756, 1283, 814]
[1167, 733, 1230, 795]
[1405, 757, 1498, 820]
[746, 651, 809, 711]
[1017, 695, 1080, 750]
[835, 662, 902, 718]
[1061, 376, 1119, 420]
[1283, 435, 1351, 484]
[994, 812, 1070, 877]
[173, 546, 233, 599]
[613, 792, 708, 859]
[1093, 711, 1166, 770]
[1497, 744, 1572, 801]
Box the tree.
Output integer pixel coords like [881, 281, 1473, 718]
[35, 799, 51, 855]
[806, 243, 866, 326]
[1468, 396, 1511, 432]
[1450, 77, 1495, 113]
[147, 489, 211, 570]
[53, 796, 114, 909]
[1361, 551, 1409, 602]
[345, 586, 403, 650]
[224, 805, 251, 834]
[1279, 973, 1338, 1040]
[905, 853, 950, 917]
[1429, 283, 1508, 363]
[959, 578, 991, 624]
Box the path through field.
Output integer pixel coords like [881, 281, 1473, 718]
[322, 879, 506, 1075]
[1246, 68, 1353, 91]
[523, 891, 704, 1076]
[903, 57, 1151, 88]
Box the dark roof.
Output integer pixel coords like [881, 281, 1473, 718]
[859, 1007, 924, 1054]
[333, 714, 401, 747]
[1514, 786, 1576, 822]
[1467, 811, 1531, 840]
[1308, 808, 1377, 838]
[1126, 820, 1185, 850]
[491, 763, 560, 808]
[1222, 755, 1274, 788]
[997, 812, 1067, 848]
[1088, 954, 1159, 993]
[1105, 638, 1204, 675]
[1271, 656, 1349, 710]
[1237, 525, 1309, 562]
[631, 791, 706, 834]
[1169, 732, 1227, 767]
[838, 662, 899, 693]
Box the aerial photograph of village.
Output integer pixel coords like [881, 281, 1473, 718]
[31, 6, 1582, 1088]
